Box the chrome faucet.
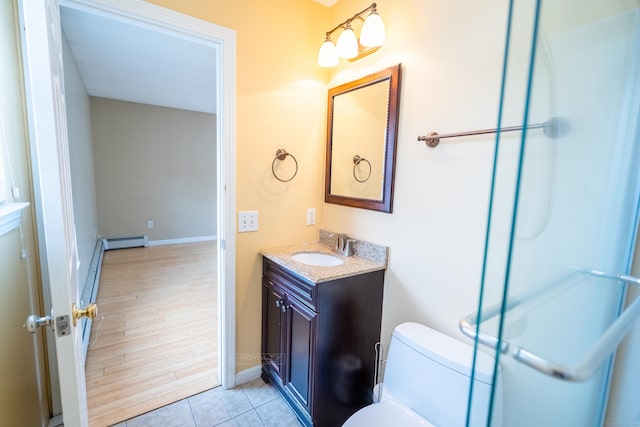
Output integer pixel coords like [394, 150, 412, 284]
[331, 233, 356, 257]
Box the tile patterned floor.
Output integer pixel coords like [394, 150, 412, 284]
[111, 378, 303, 427]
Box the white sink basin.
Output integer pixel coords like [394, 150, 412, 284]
[292, 252, 344, 267]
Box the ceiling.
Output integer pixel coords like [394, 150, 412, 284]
[60, 6, 217, 114]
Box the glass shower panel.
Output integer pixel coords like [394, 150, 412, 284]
[467, 1, 640, 426]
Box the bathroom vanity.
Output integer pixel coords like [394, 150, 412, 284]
[261, 237, 386, 427]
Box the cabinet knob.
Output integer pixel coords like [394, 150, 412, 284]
[275, 299, 287, 312]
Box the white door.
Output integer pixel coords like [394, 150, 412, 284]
[18, 0, 88, 425]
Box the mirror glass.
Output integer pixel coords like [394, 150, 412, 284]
[324, 64, 401, 213]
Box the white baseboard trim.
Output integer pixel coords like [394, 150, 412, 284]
[235, 365, 262, 386]
[147, 235, 216, 247]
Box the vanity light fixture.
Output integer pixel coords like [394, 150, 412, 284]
[317, 3, 386, 67]
[336, 22, 359, 59]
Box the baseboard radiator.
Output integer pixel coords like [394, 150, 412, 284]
[81, 240, 104, 359]
[102, 235, 148, 250]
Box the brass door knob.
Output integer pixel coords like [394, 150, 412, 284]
[72, 303, 98, 326]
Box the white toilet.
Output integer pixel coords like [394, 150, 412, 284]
[343, 322, 502, 427]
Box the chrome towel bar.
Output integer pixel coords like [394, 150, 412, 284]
[418, 117, 560, 148]
[513, 293, 640, 381]
[460, 269, 640, 381]
[460, 271, 585, 354]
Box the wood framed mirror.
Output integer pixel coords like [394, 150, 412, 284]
[324, 64, 401, 213]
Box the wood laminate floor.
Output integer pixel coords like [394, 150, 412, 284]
[85, 241, 219, 427]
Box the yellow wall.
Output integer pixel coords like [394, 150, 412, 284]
[0, 1, 48, 425]
[144, 0, 330, 370]
[142, 0, 511, 372]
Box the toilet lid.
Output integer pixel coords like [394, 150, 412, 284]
[343, 401, 435, 427]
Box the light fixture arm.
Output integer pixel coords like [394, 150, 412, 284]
[324, 2, 377, 38]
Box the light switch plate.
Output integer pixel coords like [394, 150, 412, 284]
[238, 211, 258, 232]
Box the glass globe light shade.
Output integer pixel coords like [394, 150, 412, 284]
[336, 26, 358, 59]
[360, 12, 386, 47]
[317, 38, 339, 67]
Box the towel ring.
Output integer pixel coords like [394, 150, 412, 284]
[272, 149, 298, 182]
[353, 155, 372, 183]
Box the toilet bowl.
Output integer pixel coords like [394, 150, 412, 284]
[343, 322, 502, 427]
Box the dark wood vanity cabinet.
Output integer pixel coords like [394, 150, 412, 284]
[263, 278, 317, 415]
[261, 258, 385, 427]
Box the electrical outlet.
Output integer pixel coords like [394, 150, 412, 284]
[307, 208, 316, 225]
[147, 220, 154, 229]
[238, 211, 258, 232]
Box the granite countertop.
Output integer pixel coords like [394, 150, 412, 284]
[260, 241, 386, 284]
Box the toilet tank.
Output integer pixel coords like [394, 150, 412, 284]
[381, 322, 502, 427]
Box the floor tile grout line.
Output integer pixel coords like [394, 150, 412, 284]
[187, 395, 198, 427]
[252, 405, 268, 427]
[240, 381, 280, 410]
[239, 384, 254, 409]
[211, 407, 263, 427]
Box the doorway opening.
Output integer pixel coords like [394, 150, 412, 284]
[20, 0, 236, 423]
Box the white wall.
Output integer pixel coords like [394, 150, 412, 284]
[62, 32, 99, 287]
[322, 0, 508, 347]
[322, 1, 640, 425]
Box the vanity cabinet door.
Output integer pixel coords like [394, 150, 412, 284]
[284, 295, 316, 414]
[262, 279, 285, 379]
[262, 257, 384, 427]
